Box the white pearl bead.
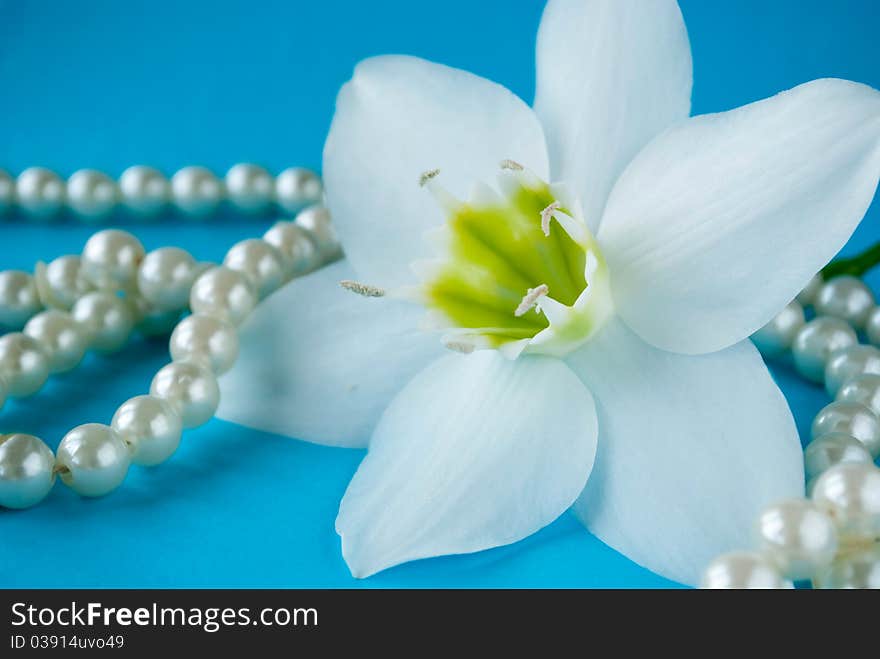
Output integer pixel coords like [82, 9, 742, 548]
[16, 167, 65, 220]
[824, 344, 880, 396]
[0, 374, 7, 411]
[34, 256, 93, 311]
[866, 306, 880, 347]
[150, 361, 220, 428]
[814, 275, 875, 329]
[792, 317, 857, 383]
[813, 545, 880, 588]
[189, 266, 257, 326]
[171, 166, 224, 218]
[751, 300, 805, 358]
[71, 292, 134, 353]
[797, 274, 824, 307]
[111, 395, 182, 466]
[700, 551, 790, 589]
[263, 221, 318, 279]
[804, 432, 874, 479]
[811, 400, 880, 458]
[56, 424, 130, 497]
[223, 239, 285, 298]
[754, 498, 838, 580]
[811, 463, 880, 540]
[0, 333, 49, 397]
[0, 270, 42, 329]
[119, 165, 169, 218]
[0, 434, 55, 509]
[0, 169, 13, 215]
[66, 169, 118, 222]
[837, 372, 880, 415]
[274, 167, 322, 213]
[23, 310, 87, 374]
[295, 205, 340, 259]
[81, 229, 146, 291]
[169, 313, 239, 374]
[137, 247, 197, 311]
[225, 163, 273, 214]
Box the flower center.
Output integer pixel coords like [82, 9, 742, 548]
[416, 161, 613, 358]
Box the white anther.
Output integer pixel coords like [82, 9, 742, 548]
[515, 284, 549, 317]
[500, 159, 524, 171]
[540, 201, 560, 237]
[419, 169, 441, 187]
[340, 279, 385, 297]
[443, 340, 476, 354]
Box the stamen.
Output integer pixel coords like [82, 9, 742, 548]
[443, 340, 476, 354]
[540, 201, 560, 237]
[340, 279, 385, 297]
[499, 159, 524, 171]
[514, 284, 549, 317]
[419, 169, 441, 187]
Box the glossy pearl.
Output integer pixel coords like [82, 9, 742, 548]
[797, 274, 823, 307]
[700, 551, 790, 589]
[223, 239, 285, 298]
[751, 300, 805, 358]
[804, 432, 874, 479]
[16, 167, 65, 220]
[813, 545, 880, 589]
[225, 163, 273, 213]
[119, 165, 169, 218]
[0, 333, 50, 397]
[34, 255, 93, 311]
[189, 266, 257, 326]
[811, 400, 880, 458]
[169, 313, 239, 374]
[814, 275, 875, 329]
[0, 374, 7, 411]
[754, 498, 838, 580]
[71, 292, 134, 352]
[170, 166, 224, 218]
[866, 306, 880, 347]
[23, 310, 87, 374]
[111, 395, 182, 466]
[274, 167, 322, 213]
[56, 424, 130, 497]
[0, 270, 42, 329]
[0, 169, 13, 215]
[0, 434, 56, 509]
[792, 317, 857, 383]
[837, 372, 880, 416]
[137, 247, 197, 311]
[824, 344, 880, 396]
[811, 463, 880, 540]
[263, 221, 317, 278]
[150, 361, 220, 428]
[295, 205, 340, 258]
[81, 229, 146, 290]
[66, 169, 118, 222]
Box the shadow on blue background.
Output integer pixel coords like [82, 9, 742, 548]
[0, 0, 877, 587]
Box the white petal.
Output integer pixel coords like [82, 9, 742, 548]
[323, 55, 550, 289]
[336, 351, 597, 578]
[598, 79, 880, 355]
[534, 0, 692, 232]
[566, 318, 804, 586]
[216, 260, 441, 448]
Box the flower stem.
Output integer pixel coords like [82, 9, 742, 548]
[822, 240, 880, 279]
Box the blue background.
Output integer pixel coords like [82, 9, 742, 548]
[0, 0, 878, 588]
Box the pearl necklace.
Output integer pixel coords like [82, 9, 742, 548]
[0, 173, 341, 510]
[702, 271, 880, 589]
[0, 164, 322, 222]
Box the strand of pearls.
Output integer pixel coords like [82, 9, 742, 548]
[0, 164, 322, 223]
[701, 273, 880, 588]
[0, 207, 340, 510]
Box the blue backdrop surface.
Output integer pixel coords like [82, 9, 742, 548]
[0, 0, 878, 588]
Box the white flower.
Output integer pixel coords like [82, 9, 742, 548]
[219, 0, 880, 585]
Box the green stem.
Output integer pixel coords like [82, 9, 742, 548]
[822, 240, 880, 279]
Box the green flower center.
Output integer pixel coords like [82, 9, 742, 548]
[417, 163, 613, 358]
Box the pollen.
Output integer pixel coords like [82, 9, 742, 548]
[340, 280, 386, 297]
[514, 284, 549, 317]
[540, 201, 560, 237]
